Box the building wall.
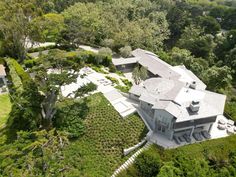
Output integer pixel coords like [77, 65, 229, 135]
[0, 76, 6, 87]
[116, 63, 136, 73]
[129, 93, 140, 101]
[154, 110, 175, 139]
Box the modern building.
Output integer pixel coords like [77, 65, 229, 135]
[0, 64, 7, 88]
[112, 49, 226, 142]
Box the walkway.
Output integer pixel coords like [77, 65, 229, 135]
[111, 141, 153, 177]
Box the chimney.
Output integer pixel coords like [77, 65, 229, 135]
[190, 81, 197, 89]
[190, 100, 200, 112]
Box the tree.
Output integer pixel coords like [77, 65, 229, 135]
[119, 46, 132, 58]
[201, 66, 232, 91]
[31, 52, 79, 128]
[199, 16, 221, 35]
[178, 25, 215, 58]
[0, 0, 41, 60]
[30, 13, 65, 42]
[132, 65, 148, 85]
[134, 149, 162, 177]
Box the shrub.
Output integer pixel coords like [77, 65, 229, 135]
[98, 47, 112, 57]
[24, 59, 37, 68]
[121, 79, 132, 88]
[225, 101, 236, 121]
[105, 76, 119, 85]
[134, 149, 162, 177]
[115, 85, 130, 93]
[109, 64, 117, 73]
[101, 38, 115, 49]
[54, 99, 89, 138]
[119, 46, 132, 58]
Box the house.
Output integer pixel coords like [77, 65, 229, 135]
[0, 64, 7, 88]
[112, 49, 227, 143]
[129, 77, 226, 141]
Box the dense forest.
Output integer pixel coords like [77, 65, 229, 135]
[0, 0, 236, 176]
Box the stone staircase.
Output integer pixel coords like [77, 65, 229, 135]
[111, 141, 153, 177]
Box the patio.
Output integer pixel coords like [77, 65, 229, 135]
[61, 67, 137, 117]
[146, 115, 235, 149]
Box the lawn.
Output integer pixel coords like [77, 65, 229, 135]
[0, 94, 11, 128]
[62, 93, 148, 177]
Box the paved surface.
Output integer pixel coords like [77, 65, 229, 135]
[61, 67, 136, 117]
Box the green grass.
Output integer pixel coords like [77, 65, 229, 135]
[0, 94, 11, 128]
[62, 93, 148, 177]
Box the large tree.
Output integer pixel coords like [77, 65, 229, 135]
[0, 0, 41, 60]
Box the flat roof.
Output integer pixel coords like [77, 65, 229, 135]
[112, 57, 139, 66]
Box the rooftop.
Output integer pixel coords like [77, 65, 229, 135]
[130, 77, 226, 122]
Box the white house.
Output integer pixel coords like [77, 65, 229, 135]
[0, 64, 7, 88]
[112, 49, 227, 144]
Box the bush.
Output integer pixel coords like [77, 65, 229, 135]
[134, 149, 162, 177]
[54, 99, 89, 138]
[98, 47, 112, 57]
[225, 101, 236, 121]
[115, 85, 130, 93]
[109, 64, 117, 73]
[24, 59, 37, 68]
[119, 46, 132, 58]
[121, 78, 132, 88]
[105, 76, 119, 85]
[101, 38, 115, 49]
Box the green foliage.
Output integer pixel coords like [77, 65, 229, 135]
[198, 16, 221, 35]
[105, 76, 119, 85]
[225, 101, 236, 121]
[61, 93, 148, 176]
[115, 85, 130, 93]
[54, 99, 88, 138]
[0, 129, 69, 176]
[119, 46, 132, 58]
[30, 13, 65, 42]
[0, 94, 11, 128]
[132, 65, 148, 85]
[74, 82, 97, 98]
[134, 148, 162, 177]
[122, 134, 236, 177]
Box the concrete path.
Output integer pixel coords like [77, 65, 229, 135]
[111, 141, 153, 177]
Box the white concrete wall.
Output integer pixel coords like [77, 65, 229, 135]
[154, 110, 174, 139]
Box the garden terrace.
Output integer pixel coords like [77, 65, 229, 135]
[61, 93, 148, 177]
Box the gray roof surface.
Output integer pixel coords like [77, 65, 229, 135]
[130, 77, 226, 122]
[112, 57, 139, 65]
[132, 49, 181, 79]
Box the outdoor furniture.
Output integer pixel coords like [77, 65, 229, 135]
[178, 136, 185, 142]
[218, 119, 226, 125]
[183, 134, 191, 143]
[173, 136, 181, 145]
[227, 119, 234, 126]
[227, 127, 234, 135]
[201, 131, 211, 139]
[218, 124, 226, 130]
[193, 132, 203, 141]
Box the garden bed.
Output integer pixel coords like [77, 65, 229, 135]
[62, 93, 148, 177]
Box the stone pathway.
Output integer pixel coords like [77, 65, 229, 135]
[111, 141, 153, 177]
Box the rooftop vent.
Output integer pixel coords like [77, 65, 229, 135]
[190, 100, 200, 112]
[190, 81, 197, 89]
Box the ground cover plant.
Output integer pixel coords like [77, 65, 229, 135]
[118, 134, 236, 177]
[0, 94, 11, 128]
[61, 93, 148, 177]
